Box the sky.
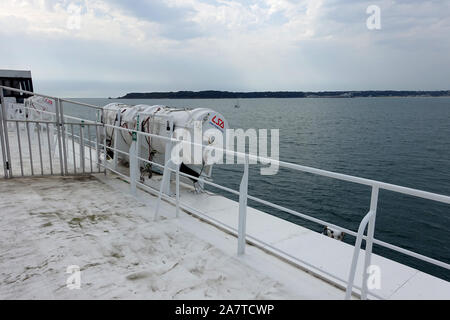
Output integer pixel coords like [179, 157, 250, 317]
[0, 0, 449, 97]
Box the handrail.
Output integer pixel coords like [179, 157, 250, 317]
[101, 126, 450, 253]
[103, 124, 450, 206]
[0, 85, 103, 110]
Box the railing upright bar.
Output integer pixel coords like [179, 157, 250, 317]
[102, 125, 107, 175]
[46, 123, 53, 175]
[71, 124, 77, 174]
[36, 123, 44, 175]
[95, 110, 100, 173]
[237, 155, 249, 256]
[80, 122, 85, 174]
[25, 121, 34, 176]
[87, 124, 93, 173]
[361, 186, 379, 300]
[0, 93, 7, 178]
[154, 159, 170, 221]
[54, 99, 64, 176]
[0, 88, 12, 178]
[15, 122, 24, 176]
[58, 99, 68, 175]
[131, 116, 140, 195]
[129, 133, 138, 196]
[113, 111, 120, 170]
[176, 163, 180, 218]
[345, 210, 374, 299]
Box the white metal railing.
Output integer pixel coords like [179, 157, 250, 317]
[1, 85, 449, 300]
[98, 121, 450, 300]
[93, 101, 450, 299]
[0, 85, 105, 177]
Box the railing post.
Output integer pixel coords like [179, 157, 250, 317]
[176, 163, 180, 218]
[361, 186, 379, 300]
[113, 111, 121, 170]
[70, 124, 77, 174]
[135, 114, 141, 179]
[54, 98, 65, 176]
[162, 130, 174, 195]
[345, 210, 374, 300]
[95, 110, 101, 173]
[58, 98, 68, 175]
[0, 88, 12, 178]
[80, 121, 85, 174]
[237, 155, 249, 256]
[87, 124, 93, 173]
[102, 124, 107, 175]
[154, 159, 171, 221]
[25, 120, 34, 176]
[129, 130, 138, 196]
[36, 122, 44, 175]
[45, 123, 52, 176]
[17, 122, 24, 176]
[0, 88, 9, 178]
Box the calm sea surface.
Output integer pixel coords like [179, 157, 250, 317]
[67, 97, 450, 281]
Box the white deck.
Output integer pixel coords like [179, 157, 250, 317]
[1, 129, 449, 299]
[0, 176, 344, 299]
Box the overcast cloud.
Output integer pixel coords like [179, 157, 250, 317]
[0, 0, 449, 97]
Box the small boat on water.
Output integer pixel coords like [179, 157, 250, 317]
[234, 99, 240, 108]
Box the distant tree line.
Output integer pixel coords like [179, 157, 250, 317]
[118, 90, 450, 99]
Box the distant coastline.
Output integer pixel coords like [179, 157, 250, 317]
[117, 90, 450, 99]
